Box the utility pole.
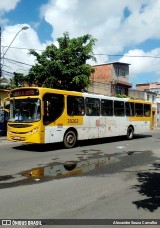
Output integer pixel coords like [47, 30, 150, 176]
[0, 27, 1, 78]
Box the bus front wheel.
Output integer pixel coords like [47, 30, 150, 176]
[64, 130, 77, 148]
[127, 127, 134, 140]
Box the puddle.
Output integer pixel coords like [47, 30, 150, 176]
[23, 155, 117, 178]
[0, 150, 145, 189]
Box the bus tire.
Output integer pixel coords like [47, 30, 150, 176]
[63, 130, 77, 149]
[127, 127, 134, 140]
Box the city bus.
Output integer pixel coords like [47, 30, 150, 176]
[7, 87, 152, 148]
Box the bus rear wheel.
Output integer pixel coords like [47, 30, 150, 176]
[127, 127, 134, 140]
[64, 130, 77, 148]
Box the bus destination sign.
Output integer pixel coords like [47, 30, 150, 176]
[10, 89, 39, 97]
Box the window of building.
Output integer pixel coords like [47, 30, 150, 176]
[115, 86, 122, 95]
[86, 98, 100, 116]
[115, 67, 120, 76]
[147, 95, 150, 101]
[124, 88, 128, 96]
[121, 68, 126, 77]
[101, 99, 113, 116]
[114, 101, 125, 116]
[67, 96, 85, 116]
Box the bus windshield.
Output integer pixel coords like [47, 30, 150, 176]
[9, 98, 41, 122]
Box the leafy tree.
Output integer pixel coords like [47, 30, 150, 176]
[26, 32, 96, 91]
[115, 94, 135, 99]
[9, 72, 26, 88]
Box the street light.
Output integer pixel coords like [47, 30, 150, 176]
[0, 26, 29, 78]
[2, 26, 29, 59]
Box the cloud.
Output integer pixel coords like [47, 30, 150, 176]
[119, 49, 160, 78]
[0, 0, 20, 12]
[2, 0, 160, 83]
[40, 0, 160, 78]
[41, 0, 160, 50]
[0, 0, 20, 24]
[119, 48, 160, 88]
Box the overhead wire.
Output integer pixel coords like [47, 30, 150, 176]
[4, 57, 33, 67]
[2, 44, 160, 59]
[2, 44, 160, 78]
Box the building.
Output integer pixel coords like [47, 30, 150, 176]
[136, 82, 160, 127]
[0, 89, 10, 107]
[88, 64, 158, 128]
[136, 82, 160, 92]
[89, 62, 132, 96]
[129, 89, 157, 128]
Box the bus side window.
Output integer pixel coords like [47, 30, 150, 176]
[86, 98, 100, 116]
[101, 99, 113, 116]
[144, 104, 151, 117]
[114, 101, 125, 116]
[125, 102, 135, 116]
[135, 103, 143, 116]
[67, 96, 84, 116]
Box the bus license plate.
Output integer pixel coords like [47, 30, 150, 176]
[13, 136, 21, 140]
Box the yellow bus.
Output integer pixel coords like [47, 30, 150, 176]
[7, 87, 152, 148]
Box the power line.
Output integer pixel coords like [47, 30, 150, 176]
[1, 45, 44, 52]
[3, 53, 160, 70]
[3, 64, 29, 72]
[2, 70, 14, 75]
[2, 44, 160, 59]
[93, 53, 160, 58]
[1, 47, 160, 76]
[4, 57, 33, 66]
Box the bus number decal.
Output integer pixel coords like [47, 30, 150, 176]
[68, 119, 78, 124]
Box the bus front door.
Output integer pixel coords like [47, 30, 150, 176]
[0, 109, 7, 136]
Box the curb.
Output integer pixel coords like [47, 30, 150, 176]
[0, 136, 7, 141]
[153, 128, 160, 131]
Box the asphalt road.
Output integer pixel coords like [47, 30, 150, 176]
[0, 130, 160, 227]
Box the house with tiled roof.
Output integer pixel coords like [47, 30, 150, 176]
[89, 62, 132, 96]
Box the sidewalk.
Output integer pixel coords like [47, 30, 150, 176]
[153, 127, 160, 131]
[0, 136, 7, 142]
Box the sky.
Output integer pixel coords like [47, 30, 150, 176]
[1, 0, 160, 88]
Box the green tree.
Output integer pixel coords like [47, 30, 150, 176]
[26, 32, 96, 91]
[9, 72, 26, 88]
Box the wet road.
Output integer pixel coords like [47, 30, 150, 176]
[0, 131, 160, 227]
